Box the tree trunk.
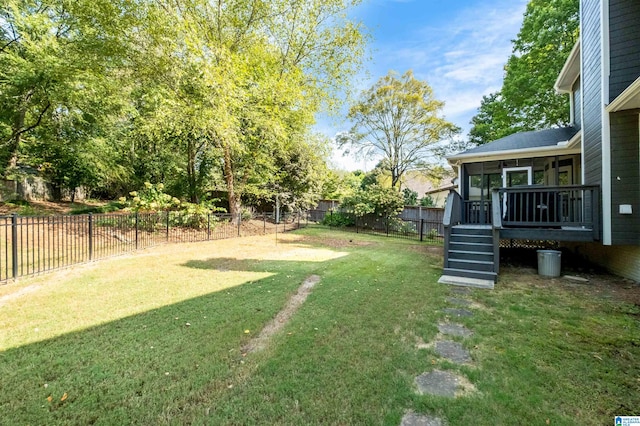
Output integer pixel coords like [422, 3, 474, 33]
[223, 143, 241, 224]
[5, 109, 26, 174]
[187, 139, 198, 203]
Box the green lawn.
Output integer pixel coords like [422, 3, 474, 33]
[0, 227, 638, 425]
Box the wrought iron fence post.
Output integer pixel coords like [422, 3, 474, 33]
[420, 218, 424, 242]
[135, 212, 139, 250]
[166, 211, 170, 241]
[237, 214, 241, 237]
[356, 215, 358, 233]
[386, 217, 389, 236]
[88, 213, 93, 260]
[11, 213, 18, 280]
[297, 210, 300, 229]
[263, 213, 266, 234]
[207, 213, 211, 240]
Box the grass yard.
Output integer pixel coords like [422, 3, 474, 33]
[0, 227, 638, 425]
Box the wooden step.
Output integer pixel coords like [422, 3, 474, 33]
[443, 267, 497, 282]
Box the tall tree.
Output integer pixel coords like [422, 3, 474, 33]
[141, 0, 367, 220]
[468, 92, 514, 146]
[0, 0, 138, 183]
[338, 70, 459, 188]
[468, 0, 579, 145]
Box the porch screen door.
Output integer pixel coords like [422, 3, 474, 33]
[502, 166, 532, 187]
[502, 167, 532, 218]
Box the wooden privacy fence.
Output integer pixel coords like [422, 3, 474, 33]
[0, 211, 305, 283]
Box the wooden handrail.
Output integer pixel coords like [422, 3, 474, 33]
[491, 189, 502, 230]
[443, 190, 462, 227]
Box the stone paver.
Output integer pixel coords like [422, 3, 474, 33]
[438, 323, 473, 338]
[446, 297, 471, 306]
[435, 340, 472, 364]
[443, 308, 473, 317]
[415, 370, 460, 397]
[400, 412, 445, 426]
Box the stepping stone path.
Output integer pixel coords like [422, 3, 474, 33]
[400, 412, 444, 426]
[445, 297, 471, 306]
[442, 308, 473, 317]
[415, 370, 462, 398]
[434, 340, 472, 364]
[437, 323, 473, 338]
[403, 288, 478, 425]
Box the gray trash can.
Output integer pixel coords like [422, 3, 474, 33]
[537, 250, 561, 277]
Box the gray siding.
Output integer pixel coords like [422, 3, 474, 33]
[610, 111, 640, 246]
[581, 0, 603, 187]
[609, 0, 640, 101]
[572, 77, 581, 129]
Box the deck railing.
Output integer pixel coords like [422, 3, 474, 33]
[496, 185, 599, 233]
[463, 200, 492, 225]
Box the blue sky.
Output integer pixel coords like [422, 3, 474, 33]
[324, 0, 529, 171]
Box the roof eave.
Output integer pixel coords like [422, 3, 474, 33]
[447, 141, 582, 166]
[554, 40, 581, 94]
[606, 76, 640, 112]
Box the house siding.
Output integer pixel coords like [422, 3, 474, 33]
[581, 0, 603, 187]
[563, 242, 640, 282]
[572, 77, 582, 129]
[609, 0, 640, 101]
[609, 111, 640, 245]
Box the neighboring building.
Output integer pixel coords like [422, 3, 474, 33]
[402, 170, 456, 208]
[441, 0, 640, 286]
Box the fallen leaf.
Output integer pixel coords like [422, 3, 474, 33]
[47, 396, 52, 402]
[60, 393, 68, 402]
[185, 323, 191, 327]
[244, 329, 250, 334]
[546, 419, 550, 425]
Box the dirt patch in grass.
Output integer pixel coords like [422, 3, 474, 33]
[277, 233, 378, 249]
[499, 248, 640, 305]
[242, 275, 320, 354]
[0, 200, 104, 215]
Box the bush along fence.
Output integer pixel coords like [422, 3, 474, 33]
[0, 211, 305, 283]
[308, 209, 444, 243]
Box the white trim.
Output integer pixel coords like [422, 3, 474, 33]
[570, 89, 575, 125]
[601, 0, 612, 245]
[458, 164, 463, 198]
[502, 166, 533, 187]
[555, 40, 582, 94]
[447, 143, 581, 165]
[568, 130, 582, 149]
[580, 1, 585, 188]
[606, 76, 640, 112]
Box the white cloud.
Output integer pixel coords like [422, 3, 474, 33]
[376, 0, 527, 131]
[316, 0, 528, 170]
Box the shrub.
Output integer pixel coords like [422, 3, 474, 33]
[341, 184, 404, 218]
[321, 211, 355, 227]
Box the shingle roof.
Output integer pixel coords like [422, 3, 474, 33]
[457, 126, 579, 156]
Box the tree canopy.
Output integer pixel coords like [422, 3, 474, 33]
[0, 0, 367, 217]
[468, 0, 579, 145]
[337, 70, 459, 189]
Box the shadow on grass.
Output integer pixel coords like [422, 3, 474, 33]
[0, 253, 348, 425]
[1, 233, 450, 425]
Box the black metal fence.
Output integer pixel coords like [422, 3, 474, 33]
[307, 209, 444, 243]
[0, 211, 305, 283]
